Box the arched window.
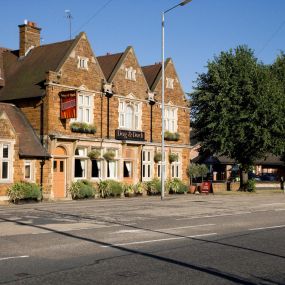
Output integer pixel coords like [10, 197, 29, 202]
[125, 105, 133, 129]
[119, 100, 141, 130]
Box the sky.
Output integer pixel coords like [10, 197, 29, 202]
[0, 0, 284, 93]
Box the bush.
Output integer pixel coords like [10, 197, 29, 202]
[70, 122, 96, 134]
[123, 184, 135, 196]
[166, 178, 188, 194]
[133, 182, 147, 195]
[146, 178, 161, 195]
[164, 131, 180, 141]
[246, 179, 256, 192]
[69, 180, 95, 199]
[98, 180, 124, 198]
[154, 153, 162, 163]
[7, 181, 41, 203]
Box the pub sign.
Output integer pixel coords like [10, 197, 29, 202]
[115, 129, 145, 141]
[59, 90, 77, 119]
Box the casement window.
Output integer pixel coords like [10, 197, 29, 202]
[77, 56, 89, 70]
[74, 147, 88, 178]
[166, 77, 174, 89]
[91, 149, 102, 179]
[125, 67, 136, 81]
[157, 152, 167, 179]
[105, 149, 118, 179]
[171, 153, 181, 179]
[24, 160, 34, 181]
[142, 150, 153, 181]
[77, 92, 93, 124]
[119, 100, 141, 130]
[0, 143, 12, 182]
[123, 161, 132, 178]
[164, 106, 178, 133]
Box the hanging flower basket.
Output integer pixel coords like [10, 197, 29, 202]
[169, 153, 178, 163]
[103, 150, 116, 161]
[70, 122, 96, 134]
[164, 131, 180, 141]
[87, 149, 101, 160]
[154, 152, 162, 163]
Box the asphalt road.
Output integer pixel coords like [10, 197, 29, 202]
[0, 194, 285, 285]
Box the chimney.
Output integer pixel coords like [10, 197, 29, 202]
[18, 20, 41, 57]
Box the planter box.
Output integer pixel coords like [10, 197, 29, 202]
[212, 182, 227, 193]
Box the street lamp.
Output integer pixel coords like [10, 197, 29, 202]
[161, 0, 192, 200]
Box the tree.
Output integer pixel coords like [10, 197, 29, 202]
[191, 45, 285, 190]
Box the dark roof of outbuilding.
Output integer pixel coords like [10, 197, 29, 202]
[0, 39, 75, 101]
[0, 103, 50, 158]
[97, 52, 124, 82]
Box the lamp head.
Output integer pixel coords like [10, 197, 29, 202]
[180, 0, 192, 6]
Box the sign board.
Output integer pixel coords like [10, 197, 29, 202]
[59, 90, 77, 119]
[115, 129, 145, 141]
[201, 181, 211, 194]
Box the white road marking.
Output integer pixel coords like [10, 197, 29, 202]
[101, 233, 217, 248]
[176, 211, 251, 220]
[157, 224, 216, 231]
[249, 225, 285, 231]
[0, 255, 29, 261]
[275, 209, 285, 211]
[261, 203, 285, 206]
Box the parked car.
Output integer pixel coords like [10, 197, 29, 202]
[260, 173, 278, 181]
[248, 172, 261, 181]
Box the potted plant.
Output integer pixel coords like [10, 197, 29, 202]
[164, 131, 180, 141]
[103, 150, 116, 161]
[186, 163, 199, 193]
[70, 122, 96, 134]
[154, 152, 162, 163]
[169, 153, 178, 163]
[87, 149, 101, 160]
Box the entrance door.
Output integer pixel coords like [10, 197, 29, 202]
[53, 159, 66, 198]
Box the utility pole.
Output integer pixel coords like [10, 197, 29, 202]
[65, 10, 73, 40]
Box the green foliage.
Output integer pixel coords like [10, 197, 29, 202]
[164, 131, 180, 141]
[186, 163, 199, 185]
[154, 152, 162, 163]
[133, 182, 147, 195]
[169, 153, 179, 163]
[68, 180, 95, 199]
[70, 122, 96, 134]
[123, 184, 134, 196]
[198, 164, 208, 181]
[103, 150, 116, 161]
[146, 178, 161, 195]
[7, 181, 41, 203]
[191, 45, 285, 188]
[166, 178, 188, 194]
[87, 149, 101, 160]
[246, 179, 256, 192]
[98, 180, 123, 198]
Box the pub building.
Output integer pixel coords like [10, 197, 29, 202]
[0, 21, 190, 200]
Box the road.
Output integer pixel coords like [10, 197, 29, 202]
[0, 194, 285, 284]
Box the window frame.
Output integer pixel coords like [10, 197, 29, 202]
[170, 152, 181, 179]
[118, 99, 141, 130]
[164, 105, 178, 133]
[142, 150, 153, 181]
[77, 56, 89, 70]
[0, 142, 13, 183]
[74, 147, 88, 179]
[24, 160, 35, 182]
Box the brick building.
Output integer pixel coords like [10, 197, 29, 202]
[0, 21, 190, 200]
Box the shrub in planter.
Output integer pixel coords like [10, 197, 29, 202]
[164, 131, 180, 141]
[154, 152, 162, 163]
[87, 149, 101, 160]
[166, 178, 188, 194]
[133, 182, 147, 195]
[103, 150, 116, 161]
[70, 122, 96, 134]
[68, 180, 95, 199]
[123, 184, 135, 197]
[7, 181, 41, 203]
[146, 178, 161, 195]
[98, 180, 124, 198]
[169, 153, 178, 163]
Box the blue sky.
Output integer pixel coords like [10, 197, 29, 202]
[0, 0, 284, 92]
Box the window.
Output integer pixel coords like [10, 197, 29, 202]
[125, 67, 136, 81]
[74, 147, 87, 178]
[119, 100, 141, 130]
[142, 150, 152, 181]
[77, 56, 89, 70]
[123, 161, 132, 178]
[0, 143, 11, 182]
[166, 77, 174, 89]
[77, 92, 93, 123]
[91, 160, 101, 178]
[107, 161, 117, 179]
[165, 106, 178, 132]
[157, 151, 167, 179]
[171, 153, 181, 179]
[24, 160, 34, 181]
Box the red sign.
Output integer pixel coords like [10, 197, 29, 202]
[60, 90, 77, 119]
[201, 182, 211, 194]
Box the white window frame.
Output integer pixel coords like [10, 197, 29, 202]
[157, 150, 167, 179]
[77, 56, 89, 70]
[91, 148, 103, 180]
[165, 106, 178, 133]
[24, 160, 35, 182]
[123, 161, 132, 178]
[142, 150, 153, 181]
[0, 142, 13, 183]
[104, 148, 118, 179]
[74, 147, 88, 179]
[119, 99, 141, 130]
[125, 67, 136, 81]
[71, 91, 93, 124]
[170, 153, 181, 179]
[166, 77, 174, 89]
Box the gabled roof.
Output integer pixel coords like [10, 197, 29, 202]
[97, 52, 124, 82]
[0, 103, 50, 158]
[0, 38, 76, 101]
[141, 63, 162, 90]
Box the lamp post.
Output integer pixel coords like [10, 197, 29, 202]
[161, 0, 192, 200]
